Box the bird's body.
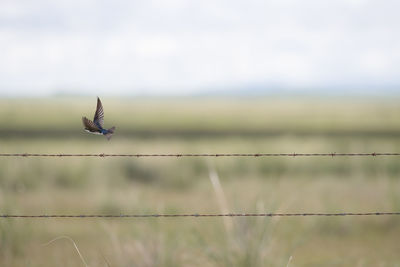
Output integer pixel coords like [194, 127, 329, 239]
[82, 97, 115, 140]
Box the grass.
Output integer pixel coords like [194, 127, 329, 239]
[0, 96, 400, 266]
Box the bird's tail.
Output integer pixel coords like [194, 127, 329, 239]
[105, 126, 116, 140]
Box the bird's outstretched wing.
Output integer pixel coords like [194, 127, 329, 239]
[93, 97, 104, 128]
[82, 117, 100, 133]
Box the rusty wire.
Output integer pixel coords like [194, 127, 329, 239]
[1, 212, 400, 219]
[0, 152, 400, 158]
[2, 152, 400, 220]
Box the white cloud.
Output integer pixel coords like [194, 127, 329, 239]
[0, 0, 400, 95]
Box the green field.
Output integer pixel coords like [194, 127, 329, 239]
[1, 97, 400, 266]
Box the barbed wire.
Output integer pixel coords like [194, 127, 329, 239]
[1, 152, 400, 158]
[1, 212, 400, 219]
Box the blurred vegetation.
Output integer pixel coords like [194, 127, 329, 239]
[0, 97, 400, 266]
[1, 96, 400, 137]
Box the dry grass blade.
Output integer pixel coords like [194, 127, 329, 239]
[100, 251, 111, 267]
[286, 256, 293, 267]
[208, 163, 233, 233]
[42, 236, 89, 267]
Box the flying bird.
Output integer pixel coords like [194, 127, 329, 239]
[82, 97, 116, 140]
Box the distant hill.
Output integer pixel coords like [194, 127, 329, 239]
[196, 84, 400, 97]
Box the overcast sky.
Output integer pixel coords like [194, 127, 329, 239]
[1, 0, 400, 96]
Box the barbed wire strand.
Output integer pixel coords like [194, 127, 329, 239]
[1, 212, 400, 219]
[1, 152, 400, 158]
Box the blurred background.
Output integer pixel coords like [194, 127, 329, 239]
[1, 0, 400, 266]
